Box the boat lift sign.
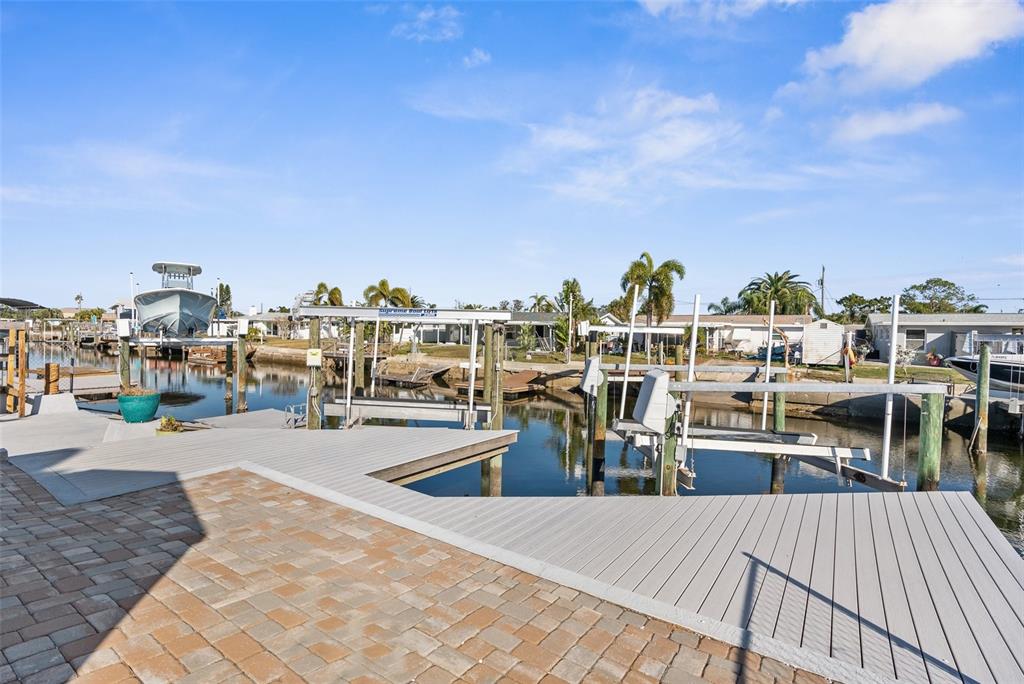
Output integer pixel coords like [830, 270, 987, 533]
[378, 308, 438, 318]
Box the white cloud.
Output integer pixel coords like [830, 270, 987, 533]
[638, 0, 805, 22]
[46, 142, 242, 180]
[994, 254, 1024, 267]
[507, 85, 740, 202]
[762, 106, 783, 123]
[802, 0, 1024, 91]
[832, 103, 962, 143]
[737, 205, 806, 224]
[392, 5, 462, 42]
[463, 47, 491, 69]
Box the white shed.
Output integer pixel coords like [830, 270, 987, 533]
[800, 319, 845, 365]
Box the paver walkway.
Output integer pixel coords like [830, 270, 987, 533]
[0, 461, 822, 683]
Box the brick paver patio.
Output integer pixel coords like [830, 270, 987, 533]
[0, 460, 828, 683]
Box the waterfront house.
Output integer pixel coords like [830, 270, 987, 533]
[628, 314, 816, 355]
[866, 312, 1024, 362]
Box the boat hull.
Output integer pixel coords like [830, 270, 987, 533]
[945, 356, 1024, 392]
[134, 288, 217, 336]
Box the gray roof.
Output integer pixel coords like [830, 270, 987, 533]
[866, 313, 1024, 326]
[510, 312, 560, 324]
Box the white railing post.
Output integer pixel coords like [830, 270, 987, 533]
[466, 320, 479, 429]
[619, 284, 641, 420]
[880, 295, 900, 479]
[344, 318, 355, 426]
[760, 300, 776, 430]
[678, 295, 701, 469]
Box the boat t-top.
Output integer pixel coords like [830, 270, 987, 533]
[134, 262, 218, 337]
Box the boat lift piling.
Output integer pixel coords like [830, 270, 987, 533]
[224, 342, 233, 411]
[307, 317, 322, 430]
[354, 322, 365, 393]
[771, 370, 788, 494]
[482, 324, 505, 496]
[236, 319, 248, 413]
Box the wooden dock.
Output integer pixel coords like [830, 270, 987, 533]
[455, 370, 544, 399]
[2, 411, 1021, 683]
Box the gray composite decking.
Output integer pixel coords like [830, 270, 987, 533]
[2, 411, 1022, 683]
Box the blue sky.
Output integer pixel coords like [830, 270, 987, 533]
[3, 0, 1023, 313]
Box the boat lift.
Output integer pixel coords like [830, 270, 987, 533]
[580, 293, 951, 494]
[296, 306, 511, 429]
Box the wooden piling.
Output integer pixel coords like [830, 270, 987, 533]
[490, 325, 505, 429]
[17, 329, 27, 417]
[482, 325, 504, 495]
[119, 335, 130, 391]
[595, 370, 608, 442]
[224, 343, 234, 403]
[771, 370, 788, 494]
[659, 414, 678, 496]
[917, 392, 943, 491]
[973, 342, 990, 454]
[307, 317, 322, 430]
[6, 335, 15, 412]
[483, 324, 493, 405]
[44, 363, 59, 395]
[354, 321, 366, 393]
[236, 330, 248, 413]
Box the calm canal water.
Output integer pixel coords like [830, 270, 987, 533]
[31, 344, 1024, 554]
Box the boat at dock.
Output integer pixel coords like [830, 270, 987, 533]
[945, 354, 1024, 392]
[134, 262, 218, 337]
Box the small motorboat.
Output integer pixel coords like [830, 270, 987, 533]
[134, 262, 218, 337]
[945, 354, 1024, 392]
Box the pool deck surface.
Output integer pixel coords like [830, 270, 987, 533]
[2, 409, 1022, 683]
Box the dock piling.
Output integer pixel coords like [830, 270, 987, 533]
[491, 325, 504, 429]
[973, 342, 990, 454]
[44, 363, 59, 395]
[236, 326, 248, 413]
[354, 322, 365, 393]
[771, 371, 788, 494]
[481, 325, 504, 495]
[591, 369, 608, 496]
[5, 334, 15, 412]
[483, 323, 493, 406]
[308, 317, 322, 430]
[17, 328, 27, 417]
[119, 334, 130, 391]
[225, 343, 234, 405]
[917, 392, 943, 491]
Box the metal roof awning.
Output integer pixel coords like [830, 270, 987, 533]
[0, 298, 45, 310]
[297, 306, 511, 323]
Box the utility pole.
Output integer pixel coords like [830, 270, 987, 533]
[817, 265, 826, 317]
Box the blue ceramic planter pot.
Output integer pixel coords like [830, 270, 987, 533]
[117, 393, 160, 423]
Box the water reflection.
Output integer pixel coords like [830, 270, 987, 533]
[28, 343, 1024, 554]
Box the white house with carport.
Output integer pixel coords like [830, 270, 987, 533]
[865, 312, 1024, 362]
[615, 313, 816, 355]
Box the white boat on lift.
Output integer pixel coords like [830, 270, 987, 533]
[134, 262, 218, 337]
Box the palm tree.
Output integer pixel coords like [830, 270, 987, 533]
[528, 293, 554, 313]
[74, 293, 84, 316]
[707, 297, 745, 315]
[312, 282, 343, 306]
[363, 279, 411, 308]
[365, 279, 414, 348]
[739, 271, 820, 316]
[620, 252, 686, 357]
